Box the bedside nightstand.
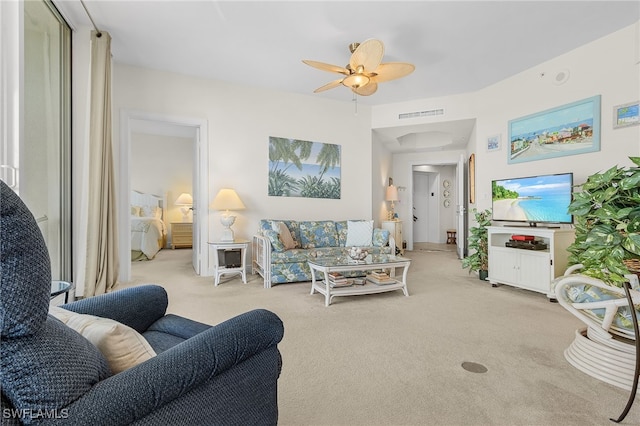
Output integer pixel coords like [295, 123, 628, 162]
[171, 222, 193, 249]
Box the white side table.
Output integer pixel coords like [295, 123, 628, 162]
[208, 240, 249, 286]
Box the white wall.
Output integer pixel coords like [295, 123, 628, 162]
[374, 20, 640, 249]
[130, 132, 193, 245]
[112, 64, 374, 246]
[472, 21, 640, 211]
[371, 131, 393, 225]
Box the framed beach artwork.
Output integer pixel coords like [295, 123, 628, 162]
[268, 136, 341, 199]
[487, 134, 501, 152]
[507, 95, 601, 164]
[613, 101, 639, 129]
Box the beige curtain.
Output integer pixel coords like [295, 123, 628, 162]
[85, 31, 118, 296]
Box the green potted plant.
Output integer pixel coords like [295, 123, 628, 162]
[567, 156, 640, 286]
[462, 208, 492, 280]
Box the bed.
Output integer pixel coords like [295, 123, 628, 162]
[130, 190, 167, 261]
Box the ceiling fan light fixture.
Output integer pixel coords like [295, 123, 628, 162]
[304, 39, 414, 96]
[342, 73, 370, 89]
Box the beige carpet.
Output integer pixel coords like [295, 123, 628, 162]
[124, 248, 640, 425]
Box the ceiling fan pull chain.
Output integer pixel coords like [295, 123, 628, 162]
[352, 92, 358, 115]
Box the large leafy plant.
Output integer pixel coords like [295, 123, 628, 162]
[567, 157, 640, 286]
[462, 208, 492, 275]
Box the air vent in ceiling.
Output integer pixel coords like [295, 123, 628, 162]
[399, 108, 444, 120]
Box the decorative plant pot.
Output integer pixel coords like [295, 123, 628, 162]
[479, 270, 488, 281]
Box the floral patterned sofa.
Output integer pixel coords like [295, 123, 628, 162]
[252, 220, 395, 288]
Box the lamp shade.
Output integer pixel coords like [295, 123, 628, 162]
[385, 185, 399, 202]
[174, 192, 193, 206]
[211, 189, 246, 211]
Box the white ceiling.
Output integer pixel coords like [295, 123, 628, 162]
[53, 1, 639, 150]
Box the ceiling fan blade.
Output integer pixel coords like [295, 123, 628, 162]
[353, 82, 378, 96]
[371, 62, 415, 83]
[349, 39, 384, 72]
[313, 78, 344, 93]
[302, 60, 349, 75]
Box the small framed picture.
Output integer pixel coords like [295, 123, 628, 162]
[487, 134, 501, 152]
[613, 101, 639, 129]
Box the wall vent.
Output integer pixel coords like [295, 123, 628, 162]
[398, 108, 444, 120]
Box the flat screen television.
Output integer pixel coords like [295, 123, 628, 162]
[491, 172, 573, 226]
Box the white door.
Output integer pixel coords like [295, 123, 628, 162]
[456, 154, 466, 259]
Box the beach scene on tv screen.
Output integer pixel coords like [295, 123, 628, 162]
[492, 174, 572, 223]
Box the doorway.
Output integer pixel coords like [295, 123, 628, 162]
[412, 165, 455, 244]
[119, 110, 209, 283]
[408, 157, 466, 259]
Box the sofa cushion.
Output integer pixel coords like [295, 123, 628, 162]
[373, 228, 390, 247]
[49, 306, 156, 374]
[264, 229, 286, 252]
[274, 221, 299, 249]
[563, 283, 640, 332]
[270, 246, 392, 264]
[345, 220, 373, 247]
[335, 221, 348, 246]
[260, 220, 301, 247]
[270, 248, 311, 264]
[299, 221, 338, 248]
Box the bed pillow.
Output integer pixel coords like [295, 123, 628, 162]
[345, 220, 373, 247]
[49, 306, 157, 374]
[140, 205, 162, 219]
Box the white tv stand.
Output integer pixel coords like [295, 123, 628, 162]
[487, 226, 575, 300]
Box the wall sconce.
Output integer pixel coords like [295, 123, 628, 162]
[174, 192, 193, 222]
[210, 188, 246, 242]
[385, 179, 399, 220]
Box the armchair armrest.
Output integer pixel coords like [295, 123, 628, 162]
[555, 273, 640, 340]
[63, 309, 284, 425]
[62, 285, 168, 334]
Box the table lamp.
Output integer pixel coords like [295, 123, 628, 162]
[174, 192, 193, 222]
[385, 184, 399, 220]
[211, 188, 245, 242]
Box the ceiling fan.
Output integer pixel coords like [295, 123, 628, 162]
[302, 38, 415, 96]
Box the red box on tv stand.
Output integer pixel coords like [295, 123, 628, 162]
[511, 235, 535, 241]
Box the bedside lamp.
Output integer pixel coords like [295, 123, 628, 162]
[211, 188, 246, 242]
[174, 192, 193, 222]
[385, 184, 399, 220]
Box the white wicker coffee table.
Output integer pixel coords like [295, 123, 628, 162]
[308, 254, 411, 306]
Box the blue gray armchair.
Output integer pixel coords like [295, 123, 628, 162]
[0, 181, 284, 425]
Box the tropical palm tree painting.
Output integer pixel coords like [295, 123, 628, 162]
[268, 136, 341, 199]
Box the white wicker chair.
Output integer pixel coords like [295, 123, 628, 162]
[554, 264, 640, 390]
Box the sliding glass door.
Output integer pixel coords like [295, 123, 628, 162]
[21, 0, 72, 280]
